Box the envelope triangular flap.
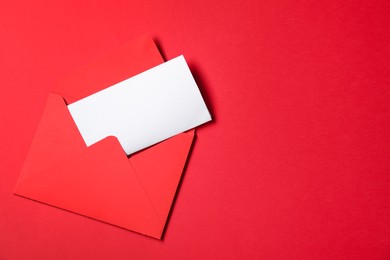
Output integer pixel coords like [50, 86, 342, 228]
[54, 34, 164, 104]
[15, 94, 163, 238]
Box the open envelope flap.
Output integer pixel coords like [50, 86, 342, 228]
[54, 34, 164, 104]
[15, 94, 193, 238]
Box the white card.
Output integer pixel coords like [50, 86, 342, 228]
[67, 55, 211, 155]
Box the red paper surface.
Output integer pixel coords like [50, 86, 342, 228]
[1, 0, 390, 259]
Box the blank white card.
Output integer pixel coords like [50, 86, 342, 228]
[67, 55, 211, 155]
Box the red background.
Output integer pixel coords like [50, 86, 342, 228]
[1, 0, 390, 259]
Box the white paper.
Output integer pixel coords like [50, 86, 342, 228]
[67, 55, 211, 155]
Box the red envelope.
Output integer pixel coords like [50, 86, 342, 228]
[14, 35, 195, 239]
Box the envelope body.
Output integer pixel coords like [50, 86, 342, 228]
[14, 35, 195, 239]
